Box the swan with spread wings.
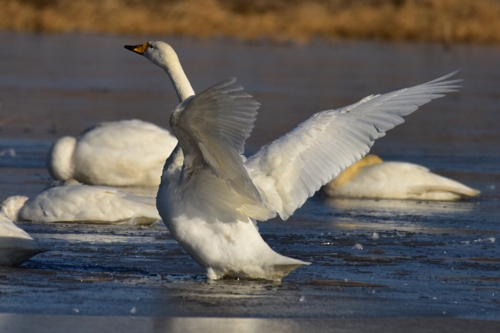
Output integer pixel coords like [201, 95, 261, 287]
[125, 41, 460, 281]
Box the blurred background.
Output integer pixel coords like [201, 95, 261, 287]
[1, 0, 499, 169]
[0, 0, 499, 172]
[1, 0, 500, 43]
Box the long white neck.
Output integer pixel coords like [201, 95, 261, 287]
[157, 48, 195, 102]
[165, 64, 194, 103]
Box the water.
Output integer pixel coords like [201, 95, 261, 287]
[0, 33, 499, 328]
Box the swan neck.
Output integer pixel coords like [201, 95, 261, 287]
[162, 58, 195, 102]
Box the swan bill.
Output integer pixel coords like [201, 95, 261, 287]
[124, 43, 149, 55]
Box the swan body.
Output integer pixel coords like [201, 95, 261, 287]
[47, 119, 177, 186]
[324, 155, 480, 200]
[0, 213, 46, 266]
[1, 180, 160, 224]
[126, 41, 460, 280]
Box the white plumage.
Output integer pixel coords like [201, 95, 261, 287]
[47, 119, 177, 186]
[126, 41, 460, 280]
[324, 154, 480, 200]
[2, 180, 160, 224]
[0, 213, 45, 266]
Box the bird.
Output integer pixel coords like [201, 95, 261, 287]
[324, 154, 480, 200]
[125, 41, 460, 281]
[47, 119, 177, 187]
[1, 179, 161, 224]
[0, 213, 46, 266]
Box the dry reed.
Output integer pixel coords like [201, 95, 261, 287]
[1, 0, 500, 43]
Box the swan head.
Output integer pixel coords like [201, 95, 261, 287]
[125, 41, 195, 102]
[47, 136, 77, 181]
[124, 41, 179, 70]
[1, 196, 29, 221]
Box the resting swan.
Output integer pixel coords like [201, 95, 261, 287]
[2, 180, 160, 224]
[125, 41, 460, 281]
[324, 154, 480, 200]
[0, 213, 45, 266]
[47, 119, 177, 186]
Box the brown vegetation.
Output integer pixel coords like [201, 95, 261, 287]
[1, 0, 500, 43]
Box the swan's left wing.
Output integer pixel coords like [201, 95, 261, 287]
[247, 72, 461, 220]
[171, 78, 262, 202]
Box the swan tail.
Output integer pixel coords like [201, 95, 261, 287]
[272, 262, 310, 277]
[408, 185, 480, 199]
[266, 255, 311, 280]
[210, 256, 310, 281]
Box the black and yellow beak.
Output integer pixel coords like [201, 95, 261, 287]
[124, 43, 149, 55]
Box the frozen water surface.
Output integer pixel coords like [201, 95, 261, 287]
[0, 33, 499, 331]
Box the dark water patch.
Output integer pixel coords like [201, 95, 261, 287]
[0, 139, 52, 168]
[305, 279, 387, 288]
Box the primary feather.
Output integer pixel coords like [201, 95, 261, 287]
[247, 72, 460, 219]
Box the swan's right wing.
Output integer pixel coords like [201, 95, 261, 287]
[247, 72, 460, 220]
[171, 78, 263, 202]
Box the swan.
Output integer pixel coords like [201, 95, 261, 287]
[1, 180, 161, 224]
[0, 213, 46, 266]
[125, 41, 460, 280]
[324, 154, 480, 200]
[47, 119, 177, 186]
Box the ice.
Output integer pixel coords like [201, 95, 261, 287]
[473, 237, 495, 243]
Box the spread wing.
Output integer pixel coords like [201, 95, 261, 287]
[246, 72, 461, 220]
[171, 78, 262, 202]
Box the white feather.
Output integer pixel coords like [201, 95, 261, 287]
[2, 180, 160, 224]
[47, 119, 177, 186]
[247, 72, 460, 219]
[324, 159, 480, 200]
[0, 214, 46, 266]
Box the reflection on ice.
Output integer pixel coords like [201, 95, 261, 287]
[163, 317, 301, 333]
[324, 197, 478, 216]
[331, 218, 425, 233]
[331, 219, 491, 235]
[0, 148, 16, 157]
[291, 196, 490, 234]
[33, 233, 171, 244]
[3, 313, 387, 333]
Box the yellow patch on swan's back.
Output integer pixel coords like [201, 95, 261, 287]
[327, 154, 383, 190]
